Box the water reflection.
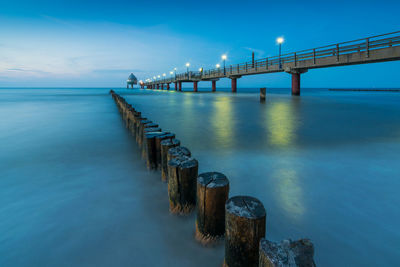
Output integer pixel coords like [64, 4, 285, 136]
[272, 165, 305, 220]
[266, 99, 300, 147]
[211, 96, 234, 148]
[265, 98, 304, 219]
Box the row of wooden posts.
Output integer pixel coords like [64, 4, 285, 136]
[110, 90, 316, 267]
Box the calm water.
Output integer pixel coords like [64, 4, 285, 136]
[1, 88, 400, 266]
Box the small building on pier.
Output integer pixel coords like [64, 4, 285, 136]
[127, 73, 138, 88]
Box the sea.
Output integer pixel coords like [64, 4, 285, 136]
[1, 87, 399, 266]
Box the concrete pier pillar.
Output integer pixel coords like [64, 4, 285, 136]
[179, 82, 182, 92]
[194, 81, 198, 92]
[131, 84, 133, 88]
[157, 84, 159, 89]
[231, 78, 237, 93]
[167, 83, 170, 90]
[212, 80, 216, 92]
[175, 82, 178, 91]
[291, 73, 300, 96]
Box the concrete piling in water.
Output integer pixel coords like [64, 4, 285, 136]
[259, 238, 316, 267]
[160, 139, 180, 182]
[196, 172, 229, 244]
[224, 196, 266, 267]
[260, 88, 266, 102]
[167, 155, 198, 214]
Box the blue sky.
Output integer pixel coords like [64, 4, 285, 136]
[0, 0, 399, 88]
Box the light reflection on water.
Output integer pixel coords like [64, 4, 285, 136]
[212, 96, 234, 149]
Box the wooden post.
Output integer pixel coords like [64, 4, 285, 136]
[155, 133, 175, 170]
[260, 88, 266, 102]
[139, 122, 159, 147]
[224, 196, 266, 267]
[142, 127, 162, 159]
[136, 120, 152, 143]
[167, 146, 191, 162]
[161, 139, 181, 182]
[259, 238, 316, 267]
[196, 172, 229, 244]
[144, 132, 164, 170]
[167, 156, 198, 214]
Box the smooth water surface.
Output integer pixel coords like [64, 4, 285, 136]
[1, 87, 400, 266]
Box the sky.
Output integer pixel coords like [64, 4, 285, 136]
[0, 0, 399, 88]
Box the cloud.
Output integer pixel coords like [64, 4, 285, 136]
[243, 47, 266, 58]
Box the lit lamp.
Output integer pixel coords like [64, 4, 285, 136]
[277, 37, 284, 69]
[221, 54, 227, 75]
[186, 62, 190, 73]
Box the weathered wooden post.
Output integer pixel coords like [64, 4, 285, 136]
[196, 172, 229, 244]
[260, 88, 266, 102]
[139, 122, 158, 146]
[144, 132, 165, 170]
[167, 156, 198, 214]
[155, 133, 175, 169]
[142, 127, 162, 159]
[259, 238, 316, 267]
[224, 196, 266, 267]
[135, 119, 151, 143]
[160, 139, 180, 182]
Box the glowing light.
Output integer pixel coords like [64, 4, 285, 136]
[198, 67, 203, 72]
[221, 54, 227, 60]
[162, 73, 166, 77]
[157, 75, 161, 78]
[170, 71, 173, 75]
[277, 37, 284, 44]
[185, 62, 190, 67]
[216, 64, 221, 68]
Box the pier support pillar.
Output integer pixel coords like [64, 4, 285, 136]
[175, 82, 178, 91]
[194, 81, 198, 92]
[157, 84, 159, 89]
[231, 78, 237, 93]
[291, 73, 300, 96]
[131, 84, 133, 88]
[212, 80, 216, 92]
[167, 83, 170, 90]
[285, 68, 307, 96]
[179, 82, 182, 92]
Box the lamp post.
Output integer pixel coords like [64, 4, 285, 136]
[174, 67, 177, 79]
[277, 37, 284, 69]
[221, 54, 227, 75]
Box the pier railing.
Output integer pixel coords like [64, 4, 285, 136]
[147, 31, 400, 85]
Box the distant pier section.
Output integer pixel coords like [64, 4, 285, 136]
[141, 31, 400, 95]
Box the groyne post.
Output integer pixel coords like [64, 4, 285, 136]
[196, 172, 229, 244]
[167, 156, 198, 214]
[160, 139, 180, 182]
[224, 196, 266, 267]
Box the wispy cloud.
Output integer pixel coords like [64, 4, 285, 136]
[243, 47, 266, 58]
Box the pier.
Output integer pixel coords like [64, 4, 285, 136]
[142, 31, 400, 95]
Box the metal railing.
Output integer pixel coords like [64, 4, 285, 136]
[146, 31, 400, 84]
